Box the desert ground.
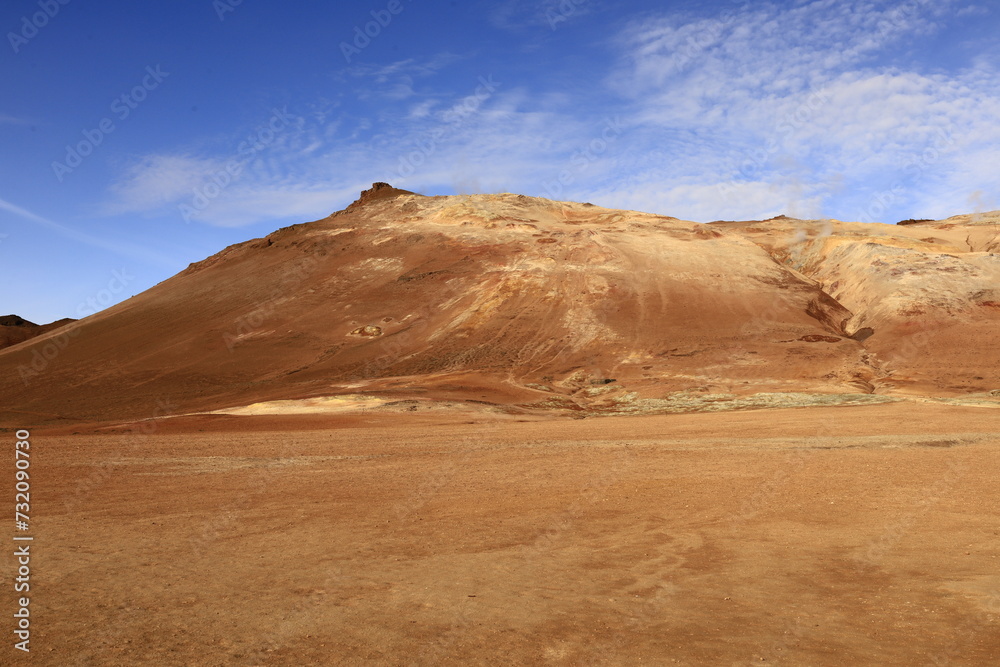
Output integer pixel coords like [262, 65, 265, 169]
[6, 399, 1000, 666]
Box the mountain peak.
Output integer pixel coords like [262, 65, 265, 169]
[344, 182, 418, 212]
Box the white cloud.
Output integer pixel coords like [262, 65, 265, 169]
[179, 187, 361, 227]
[0, 114, 30, 125]
[103, 65, 572, 226]
[104, 5, 999, 228]
[602, 0, 1000, 221]
[345, 55, 462, 81]
[344, 55, 464, 101]
[106, 154, 224, 215]
[956, 5, 990, 17]
[487, 0, 595, 31]
[590, 180, 826, 223]
[105, 147, 365, 227]
[407, 100, 436, 119]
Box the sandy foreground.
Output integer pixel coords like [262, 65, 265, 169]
[4, 401, 1000, 665]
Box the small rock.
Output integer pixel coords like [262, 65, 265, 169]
[349, 325, 383, 337]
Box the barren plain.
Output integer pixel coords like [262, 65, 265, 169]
[4, 402, 998, 665]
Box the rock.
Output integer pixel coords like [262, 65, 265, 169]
[349, 325, 383, 337]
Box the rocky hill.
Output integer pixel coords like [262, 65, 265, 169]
[1, 185, 998, 427]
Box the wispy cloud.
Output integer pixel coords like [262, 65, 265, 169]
[345, 55, 463, 81]
[487, 0, 595, 31]
[0, 114, 31, 126]
[104, 146, 365, 228]
[106, 154, 224, 214]
[599, 0, 999, 221]
[343, 55, 464, 101]
[104, 59, 561, 225]
[104, 5, 999, 227]
[956, 5, 990, 18]
[0, 197, 178, 267]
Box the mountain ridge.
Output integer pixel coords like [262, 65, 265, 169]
[2, 186, 998, 427]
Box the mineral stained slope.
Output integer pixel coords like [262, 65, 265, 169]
[2, 184, 998, 426]
[712, 212, 1000, 395]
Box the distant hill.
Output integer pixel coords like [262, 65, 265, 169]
[0, 315, 75, 351]
[1, 184, 999, 427]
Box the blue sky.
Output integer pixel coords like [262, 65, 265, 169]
[1, 0, 997, 323]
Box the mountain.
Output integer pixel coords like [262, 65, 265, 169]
[707, 211, 1000, 396]
[2, 184, 998, 427]
[0, 314, 75, 351]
